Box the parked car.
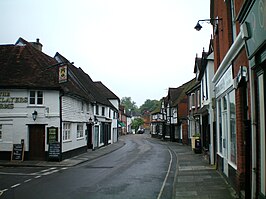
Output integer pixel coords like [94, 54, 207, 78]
[137, 128, 145, 134]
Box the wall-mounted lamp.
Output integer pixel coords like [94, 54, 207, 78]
[32, 110, 38, 121]
[194, 18, 222, 31]
[94, 116, 98, 124]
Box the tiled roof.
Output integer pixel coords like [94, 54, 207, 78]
[94, 81, 119, 101]
[54, 52, 116, 108]
[0, 42, 60, 89]
[1, 38, 119, 107]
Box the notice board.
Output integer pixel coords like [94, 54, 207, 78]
[11, 143, 24, 161]
[48, 142, 61, 161]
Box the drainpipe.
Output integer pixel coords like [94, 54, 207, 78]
[249, 66, 256, 199]
[59, 92, 63, 161]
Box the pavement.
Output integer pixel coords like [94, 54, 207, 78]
[0, 135, 237, 198]
[167, 142, 237, 199]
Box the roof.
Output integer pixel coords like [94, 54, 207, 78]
[0, 39, 60, 90]
[94, 81, 120, 101]
[55, 53, 116, 109]
[0, 38, 118, 107]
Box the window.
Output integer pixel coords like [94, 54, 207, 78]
[63, 123, 71, 141]
[217, 90, 237, 165]
[197, 90, 200, 107]
[81, 102, 84, 112]
[191, 93, 195, 108]
[96, 105, 99, 115]
[109, 109, 111, 118]
[102, 107, 105, 116]
[229, 91, 236, 164]
[218, 99, 222, 153]
[77, 124, 84, 138]
[0, 125, 2, 141]
[29, 91, 43, 105]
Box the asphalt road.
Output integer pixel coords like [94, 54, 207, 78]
[0, 134, 178, 199]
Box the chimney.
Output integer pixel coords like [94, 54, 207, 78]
[30, 38, 43, 51]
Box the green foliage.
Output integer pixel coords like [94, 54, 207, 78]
[121, 97, 139, 115]
[139, 99, 160, 114]
[131, 118, 144, 131]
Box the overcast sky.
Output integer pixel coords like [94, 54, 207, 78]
[1, 0, 212, 107]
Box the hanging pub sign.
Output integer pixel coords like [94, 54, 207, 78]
[47, 126, 58, 144]
[59, 65, 68, 83]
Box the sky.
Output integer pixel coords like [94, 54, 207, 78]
[0, 0, 212, 107]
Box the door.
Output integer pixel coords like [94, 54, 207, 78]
[29, 125, 45, 160]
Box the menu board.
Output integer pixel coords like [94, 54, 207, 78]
[47, 127, 58, 144]
[11, 143, 24, 161]
[48, 142, 61, 161]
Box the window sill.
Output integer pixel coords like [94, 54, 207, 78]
[63, 139, 72, 143]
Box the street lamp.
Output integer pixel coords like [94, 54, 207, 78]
[194, 18, 222, 31]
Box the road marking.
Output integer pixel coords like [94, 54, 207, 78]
[157, 149, 173, 199]
[24, 179, 32, 183]
[0, 189, 8, 196]
[35, 175, 41, 179]
[11, 183, 21, 189]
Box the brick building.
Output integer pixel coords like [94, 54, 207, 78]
[210, 0, 266, 198]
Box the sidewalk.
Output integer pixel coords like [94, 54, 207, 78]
[0, 139, 125, 167]
[168, 143, 237, 199]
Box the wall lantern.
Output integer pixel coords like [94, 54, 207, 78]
[32, 110, 38, 121]
[194, 18, 222, 31]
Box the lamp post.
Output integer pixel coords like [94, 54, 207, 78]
[194, 18, 222, 31]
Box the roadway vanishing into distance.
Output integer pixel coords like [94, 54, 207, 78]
[0, 133, 178, 199]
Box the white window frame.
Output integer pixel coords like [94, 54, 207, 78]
[216, 89, 237, 168]
[77, 124, 84, 139]
[29, 91, 44, 105]
[63, 123, 71, 141]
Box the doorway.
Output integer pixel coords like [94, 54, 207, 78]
[29, 125, 45, 160]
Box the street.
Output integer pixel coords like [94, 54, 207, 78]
[0, 134, 178, 199]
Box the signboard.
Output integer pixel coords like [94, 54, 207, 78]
[59, 65, 68, 83]
[215, 65, 233, 97]
[47, 127, 58, 144]
[48, 142, 61, 161]
[11, 143, 24, 161]
[245, 0, 266, 59]
[0, 91, 28, 109]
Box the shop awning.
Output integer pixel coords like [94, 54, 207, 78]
[118, 120, 126, 127]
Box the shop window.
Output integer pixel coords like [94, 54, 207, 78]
[218, 99, 222, 153]
[77, 124, 84, 138]
[217, 90, 237, 165]
[229, 91, 236, 164]
[0, 124, 2, 141]
[63, 123, 71, 141]
[258, 74, 266, 195]
[29, 91, 43, 105]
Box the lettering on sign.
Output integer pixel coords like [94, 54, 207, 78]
[0, 91, 28, 109]
[11, 143, 24, 161]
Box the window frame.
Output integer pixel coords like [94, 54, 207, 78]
[29, 90, 44, 106]
[63, 122, 71, 141]
[77, 124, 84, 139]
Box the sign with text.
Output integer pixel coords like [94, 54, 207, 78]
[47, 127, 58, 144]
[48, 142, 61, 161]
[11, 143, 24, 161]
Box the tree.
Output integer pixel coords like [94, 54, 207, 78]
[121, 97, 139, 115]
[131, 118, 144, 132]
[139, 99, 160, 114]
